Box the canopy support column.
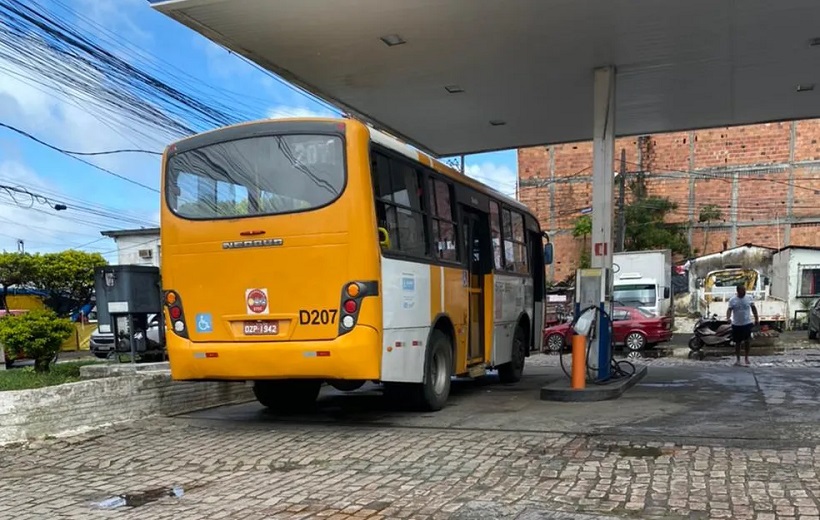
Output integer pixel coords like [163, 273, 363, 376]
[590, 66, 616, 381]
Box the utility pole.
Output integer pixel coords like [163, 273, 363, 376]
[615, 148, 626, 253]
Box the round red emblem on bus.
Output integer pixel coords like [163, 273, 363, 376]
[247, 289, 267, 314]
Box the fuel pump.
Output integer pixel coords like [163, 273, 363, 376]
[574, 268, 613, 380]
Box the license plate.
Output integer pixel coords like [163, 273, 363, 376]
[243, 321, 278, 335]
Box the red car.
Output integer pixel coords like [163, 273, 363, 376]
[543, 306, 673, 352]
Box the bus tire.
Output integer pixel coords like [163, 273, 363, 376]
[498, 324, 527, 384]
[253, 379, 321, 413]
[412, 329, 452, 411]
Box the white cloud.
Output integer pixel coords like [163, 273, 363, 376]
[267, 104, 338, 120]
[465, 162, 518, 196]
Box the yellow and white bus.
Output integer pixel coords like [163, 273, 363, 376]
[160, 118, 548, 411]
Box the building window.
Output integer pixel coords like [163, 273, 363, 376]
[372, 152, 429, 257]
[428, 177, 458, 262]
[799, 266, 820, 296]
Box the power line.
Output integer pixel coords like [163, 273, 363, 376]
[0, 122, 161, 155]
[0, 172, 156, 226]
[0, 182, 157, 227]
[0, 121, 160, 193]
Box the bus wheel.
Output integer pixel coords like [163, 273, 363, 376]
[498, 324, 527, 384]
[412, 330, 452, 411]
[253, 379, 321, 413]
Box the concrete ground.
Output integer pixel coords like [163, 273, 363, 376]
[3, 353, 820, 519]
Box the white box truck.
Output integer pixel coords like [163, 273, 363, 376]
[612, 249, 673, 317]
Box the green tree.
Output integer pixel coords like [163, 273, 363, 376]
[698, 204, 723, 255]
[33, 250, 107, 315]
[572, 215, 592, 268]
[0, 252, 36, 311]
[0, 310, 73, 372]
[622, 169, 690, 256]
[624, 197, 690, 255]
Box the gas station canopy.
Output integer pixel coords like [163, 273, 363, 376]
[153, 0, 820, 157]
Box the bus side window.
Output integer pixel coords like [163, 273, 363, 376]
[429, 178, 458, 262]
[489, 201, 503, 270]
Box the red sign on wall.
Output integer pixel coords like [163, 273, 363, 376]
[593, 242, 608, 256]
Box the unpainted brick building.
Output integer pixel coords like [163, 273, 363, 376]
[518, 120, 820, 281]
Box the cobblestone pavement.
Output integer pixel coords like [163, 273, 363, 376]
[3, 414, 820, 520]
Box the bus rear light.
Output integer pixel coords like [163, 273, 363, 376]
[164, 290, 189, 339]
[338, 281, 378, 336]
[341, 315, 355, 329]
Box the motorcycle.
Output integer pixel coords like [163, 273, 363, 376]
[689, 314, 734, 351]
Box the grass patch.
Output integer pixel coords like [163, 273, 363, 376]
[0, 361, 101, 391]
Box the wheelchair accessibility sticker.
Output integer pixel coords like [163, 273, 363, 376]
[196, 313, 213, 333]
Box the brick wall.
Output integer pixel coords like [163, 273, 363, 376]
[518, 120, 820, 281]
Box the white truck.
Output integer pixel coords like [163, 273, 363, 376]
[697, 267, 786, 331]
[612, 249, 673, 318]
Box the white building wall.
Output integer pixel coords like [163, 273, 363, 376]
[115, 235, 160, 267]
[771, 249, 790, 302]
[787, 249, 820, 324]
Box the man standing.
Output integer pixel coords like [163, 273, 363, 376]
[726, 283, 759, 366]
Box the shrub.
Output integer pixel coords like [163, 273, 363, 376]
[0, 310, 73, 372]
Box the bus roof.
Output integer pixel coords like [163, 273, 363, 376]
[166, 117, 538, 222]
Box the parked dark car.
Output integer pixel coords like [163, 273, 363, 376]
[543, 306, 673, 352]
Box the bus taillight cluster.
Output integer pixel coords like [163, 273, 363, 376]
[338, 281, 377, 336]
[164, 290, 188, 338]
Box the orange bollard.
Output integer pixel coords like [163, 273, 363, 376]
[571, 335, 586, 389]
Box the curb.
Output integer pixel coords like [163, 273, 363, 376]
[540, 365, 648, 402]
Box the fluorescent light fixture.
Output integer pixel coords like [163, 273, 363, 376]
[796, 84, 815, 92]
[380, 34, 406, 47]
[444, 85, 464, 94]
[489, 120, 506, 126]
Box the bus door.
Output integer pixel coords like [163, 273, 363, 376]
[461, 207, 490, 364]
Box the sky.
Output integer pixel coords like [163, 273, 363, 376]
[0, 0, 519, 261]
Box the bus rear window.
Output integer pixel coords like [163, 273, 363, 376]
[166, 134, 345, 219]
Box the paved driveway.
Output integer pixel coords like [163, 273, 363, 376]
[3, 358, 820, 519]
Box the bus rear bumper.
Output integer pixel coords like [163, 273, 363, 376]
[166, 326, 382, 381]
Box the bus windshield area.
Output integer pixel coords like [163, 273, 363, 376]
[166, 134, 345, 219]
[613, 284, 656, 307]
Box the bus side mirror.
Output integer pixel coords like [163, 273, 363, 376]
[544, 243, 553, 266]
[664, 287, 670, 299]
[378, 227, 391, 249]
